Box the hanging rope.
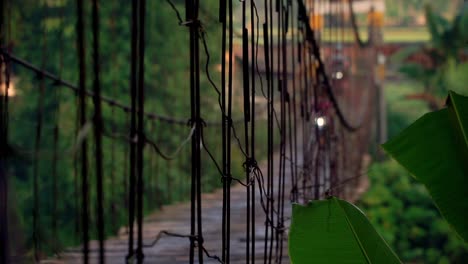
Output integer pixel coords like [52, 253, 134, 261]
[297, 0, 361, 132]
[348, 0, 369, 48]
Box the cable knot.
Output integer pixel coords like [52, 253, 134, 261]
[139, 133, 148, 144]
[224, 116, 233, 127]
[181, 19, 206, 36]
[197, 235, 204, 245]
[243, 157, 258, 172]
[187, 117, 206, 127]
[276, 223, 286, 234]
[265, 219, 273, 227]
[181, 19, 199, 27]
[222, 173, 233, 183]
[188, 234, 197, 243]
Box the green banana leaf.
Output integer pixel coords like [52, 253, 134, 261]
[382, 91, 468, 242]
[289, 197, 401, 264]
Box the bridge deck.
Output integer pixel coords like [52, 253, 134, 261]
[45, 154, 292, 264]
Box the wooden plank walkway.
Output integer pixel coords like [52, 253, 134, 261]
[44, 153, 292, 264]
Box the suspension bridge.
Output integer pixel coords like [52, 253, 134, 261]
[0, 0, 382, 263]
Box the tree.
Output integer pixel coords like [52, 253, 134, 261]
[396, 3, 468, 110]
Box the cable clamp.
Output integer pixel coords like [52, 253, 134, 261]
[222, 173, 233, 182]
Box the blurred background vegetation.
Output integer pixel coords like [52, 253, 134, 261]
[358, 1, 468, 263]
[384, 0, 462, 26]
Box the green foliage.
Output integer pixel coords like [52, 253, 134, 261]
[368, 68, 468, 263]
[384, 0, 461, 24]
[358, 160, 468, 263]
[444, 61, 468, 96]
[289, 197, 401, 264]
[367, 5, 468, 258]
[385, 81, 430, 138]
[382, 91, 468, 242]
[394, 4, 468, 98]
[425, 5, 468, 60]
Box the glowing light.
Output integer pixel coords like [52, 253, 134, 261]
[378, 53, 386, 65]
[335, 71, 343, 80]
[316, 117, 326, 128]
[0, 81, 17, 97]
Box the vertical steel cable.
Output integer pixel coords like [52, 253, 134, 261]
[136, 0, 146, 262]
[249, 0, 257, 262]
[267, 0, 275, 261]
[261, 0, 271, 261]
[187, 0, 196, 262]
[221, 0, 233, 261]
[241, 1, 251, 263]
[290, 0, 299, 203]
[76, 0, 90, 262]
[226, 0, 234, 261]
[303, 18, 311, 200]
[195, 4, 204, 262]
[285, 0, 295, 211]
[91, 0, 105, 262]
[0, 0, 8, 260]
[298, 0, 307, 198]
[219, 1, 227, 261]
[274, 1, 282, 260]
[297, 10, 306, 203]
[127, 0, 138, 261]
[312, 0, 320, 200]
[279, 1, 288, 261]
[185, 0, 204, 262]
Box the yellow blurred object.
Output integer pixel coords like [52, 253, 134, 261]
[310, 14, 324, 31]
[0, 76, 18, 97]
[0, 82, 17, 97]
[376, 53, 386, 81]
[376, 64, 385, 81]
[367, 10, 384, 27]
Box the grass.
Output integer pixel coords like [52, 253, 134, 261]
[232, 26, 429, 45]
[321, 26, 429, 43]
[384, 80, 430, 138]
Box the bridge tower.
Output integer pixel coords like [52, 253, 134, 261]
[368, 3, 387, 157]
